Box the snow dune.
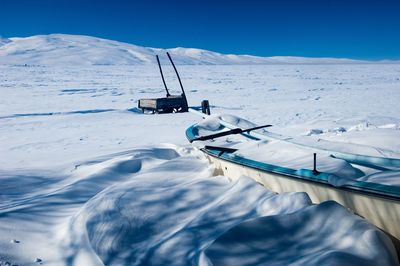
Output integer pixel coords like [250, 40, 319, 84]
[0, 34, 386, 66]
[1, 146, 397, 265]
[206, 200, 397, 266]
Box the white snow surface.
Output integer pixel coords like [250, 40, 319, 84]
[0, 34, 396, 66]
[1, 61, 400, 265]
[206, 201, 396, 265]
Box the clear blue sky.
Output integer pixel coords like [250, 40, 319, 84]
[1, 0, 399, 59]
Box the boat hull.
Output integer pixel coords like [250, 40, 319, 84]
[205, 151, 400, 255]
[185, 120, 400, 256]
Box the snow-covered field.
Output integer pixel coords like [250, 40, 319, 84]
[1, 63, 400, 265]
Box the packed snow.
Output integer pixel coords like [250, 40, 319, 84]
[1, 39, 400, 265]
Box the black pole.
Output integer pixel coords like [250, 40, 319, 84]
[201, 100, 210, 115]
[156, 55, 170, 97]
[166, 52, 188, 111]
[190, 124, 272, 142]
[313, 153, 319, 175]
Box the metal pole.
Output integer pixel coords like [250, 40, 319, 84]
[201, 100, 210, 115]
[166, 52, 188, 111]
[156, 55, 170, 97]
[313, 153, 319, 175]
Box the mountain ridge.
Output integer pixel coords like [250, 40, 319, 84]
[0, 34, 397, 65]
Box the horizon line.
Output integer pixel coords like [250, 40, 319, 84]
[2, 33, 400, 62]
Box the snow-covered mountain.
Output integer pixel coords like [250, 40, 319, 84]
[0, 37, 12, 46]
[0, 34, 385, 65]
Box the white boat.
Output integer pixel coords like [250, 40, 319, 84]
[186, 109, 400, 255]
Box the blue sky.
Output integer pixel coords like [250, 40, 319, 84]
[1, 0, 399, 59]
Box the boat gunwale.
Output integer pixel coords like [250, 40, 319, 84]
[186, 123, 400, 201]
[202, 146, 400, 202]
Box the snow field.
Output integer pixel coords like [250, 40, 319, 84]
[1, 62, 400, 265]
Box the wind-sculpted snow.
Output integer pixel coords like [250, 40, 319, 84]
[0, 146, 181, 265]
[206, 201, 398, 266]
[60, 149, 396, 266]
[63, 153, 297, 265]
[0, 144, 398, 265]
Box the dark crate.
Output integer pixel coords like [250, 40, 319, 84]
[138, 95, 187, 113]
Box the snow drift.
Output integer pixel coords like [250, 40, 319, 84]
[1, 146, 395, 266]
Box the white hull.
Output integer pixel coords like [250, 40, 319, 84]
[206, 153, 400, 255]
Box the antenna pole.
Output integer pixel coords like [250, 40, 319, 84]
[166, 52, 188, 110]
[156, 55, 170, 97]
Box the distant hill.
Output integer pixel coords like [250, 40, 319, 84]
[0, 34, 392, 66]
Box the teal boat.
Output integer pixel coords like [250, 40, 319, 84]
[186, 114, 400, 255]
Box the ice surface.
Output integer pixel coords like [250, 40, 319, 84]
[1, 61, 400, 265]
